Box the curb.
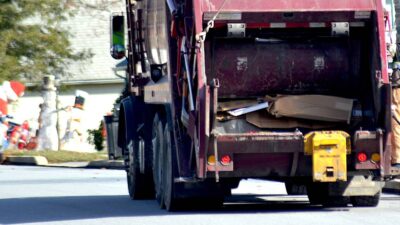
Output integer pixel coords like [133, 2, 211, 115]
[47, 162, 90, 168]
[87, 160, 124, 170]
[5, 156, 48, 166]
[2, 155, 124, 170]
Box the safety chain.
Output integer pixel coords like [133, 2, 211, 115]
[196, 0, 228, 43]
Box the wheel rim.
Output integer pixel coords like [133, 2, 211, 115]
[139, 138, 145, 174]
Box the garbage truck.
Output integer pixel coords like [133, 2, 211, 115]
[110, 0, 398, 211]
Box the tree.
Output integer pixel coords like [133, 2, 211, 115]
[0, 0, 91, 82]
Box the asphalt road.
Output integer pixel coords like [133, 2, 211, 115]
[0, 165, 399, 225]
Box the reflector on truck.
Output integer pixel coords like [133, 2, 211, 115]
[204, 12, 242, 21]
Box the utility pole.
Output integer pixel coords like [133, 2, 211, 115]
[37, 75, 59, 151]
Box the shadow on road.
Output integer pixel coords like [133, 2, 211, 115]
[0, 194, 357, 224]
[0, 195, 161, 224]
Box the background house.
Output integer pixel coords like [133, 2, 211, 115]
[10, 0, 126, 151]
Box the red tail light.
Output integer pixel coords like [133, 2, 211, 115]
[221, 155, 232, 166]
[357, 152, 368, 162]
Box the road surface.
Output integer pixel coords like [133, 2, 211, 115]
[0, 165, 399, 225]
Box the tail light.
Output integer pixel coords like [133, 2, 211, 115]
[357, 152, 368, 162]
[207, 155, 216, 166]
[221, 155, 232, 166]
[371, 153, 380, 163]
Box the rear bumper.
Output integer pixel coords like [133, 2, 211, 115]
[205, 130, 385, 179]
[215, 131, 304, 154]
[207, 131, 304, 177]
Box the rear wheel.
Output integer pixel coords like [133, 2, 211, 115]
[351, 192, 381, 207]
[285, 182, 307, 195]
[306, 183, 326, 205]
[306, 183, 349, 207]
[192, 186, 225, 210]
[126, 137, 155, 199]
[152, 114, 165, 208]
[323, 196, 349, 207]
[162, 123, 182, 211]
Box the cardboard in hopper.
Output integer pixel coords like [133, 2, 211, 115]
[218, 99, 258, 112]
[268, 95, 354, 123]
[246, 111, 335, 129]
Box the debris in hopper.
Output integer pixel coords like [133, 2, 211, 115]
[268, 95, 354, 123]
[228, 102, 269, 117]
[246, 111, 335, 129]
[218, 99, 258, 112]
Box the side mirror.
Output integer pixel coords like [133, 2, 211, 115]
[110, 14, 125, 59]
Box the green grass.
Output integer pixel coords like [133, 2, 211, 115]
[3, 150, 108, 164]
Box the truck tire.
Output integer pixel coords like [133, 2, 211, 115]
[162, 123, 182, 211]
[323, 197, 349, 207]
[126, 137, 155, 200]
[152, 114, 165, 208]
[350, 192, 381, 207]
[285, 182, 307, 195]
[307, 183, 349, 207]
[306, 183, 326, 205]
[197, 190, 225, 209]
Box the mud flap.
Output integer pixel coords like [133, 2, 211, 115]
[304, 131, 350, 182]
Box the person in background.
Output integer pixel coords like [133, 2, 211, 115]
[391, 62, 400, 168]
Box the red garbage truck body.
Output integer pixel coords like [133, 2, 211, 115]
[110, 0, 394, 211]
